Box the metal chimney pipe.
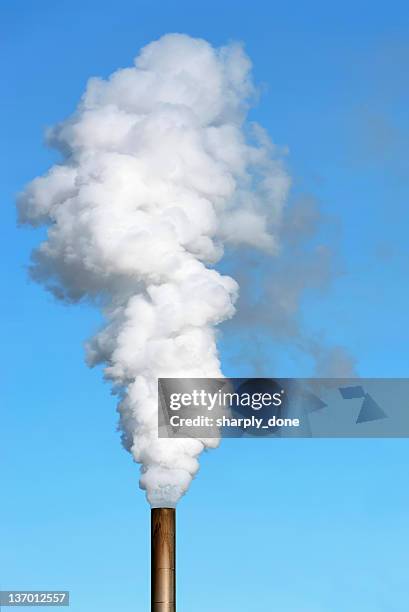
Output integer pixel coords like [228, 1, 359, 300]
[151, 508, 176, 612]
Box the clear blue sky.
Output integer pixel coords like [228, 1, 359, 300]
[1, 1, 409, 610]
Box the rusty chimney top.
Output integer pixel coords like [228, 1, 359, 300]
[151, 508, 176, 612]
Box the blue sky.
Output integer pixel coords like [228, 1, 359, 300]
[1, 1, 409, 610]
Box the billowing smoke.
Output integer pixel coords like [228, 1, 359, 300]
[18, 34, 289, 506]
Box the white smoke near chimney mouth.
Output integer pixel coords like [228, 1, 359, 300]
[18, 33, 290, 507]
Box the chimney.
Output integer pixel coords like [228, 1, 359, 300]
[151, 508, 176, 612]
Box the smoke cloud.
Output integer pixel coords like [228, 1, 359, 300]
[220, 194, 357, 378]
[18, 34, 290, 506]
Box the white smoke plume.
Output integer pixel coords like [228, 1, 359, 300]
[18, 34, 290, 506]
